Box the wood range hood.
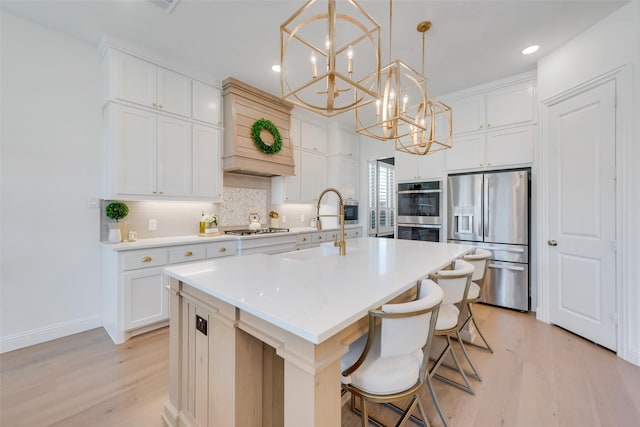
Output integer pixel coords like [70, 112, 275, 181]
[222, 78, 294, 177]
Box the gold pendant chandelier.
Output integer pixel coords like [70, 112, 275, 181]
[353, 0, 429, 144]
[280, 0, 382, 117]
[395, 21, 453, 156]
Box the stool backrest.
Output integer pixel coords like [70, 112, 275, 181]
[463, 248, 492, 281]
[430, 259, 475, 305]
[378, 279, 443, 359]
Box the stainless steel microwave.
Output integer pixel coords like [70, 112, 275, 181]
[343, 201, 359, 224]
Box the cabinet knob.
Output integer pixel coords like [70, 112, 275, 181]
[159, 191, 164, 195]
[318, 236, 323, 240]
[184, 250, 193, 256]
[480, 125, 484, 129]
[153, 191, 157, 194]
[487, 123, 492, 127]
[152, 103, 157, 107]
[219, 247, 226, 252]
[142, 256, 152, 262]
[159, 105, 163, 109]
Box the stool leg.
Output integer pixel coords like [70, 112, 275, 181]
[433, 335, 474, 395]
[455, 330, 482, 381]
[426, 375, 448, 427]
[469, 303, 493, 353]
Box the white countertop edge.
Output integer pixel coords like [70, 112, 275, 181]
[100, 224, 364, 251]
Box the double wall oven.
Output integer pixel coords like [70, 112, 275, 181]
[396, 181, 442, 242]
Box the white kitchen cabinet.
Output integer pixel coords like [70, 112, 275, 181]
[300, 149, 328, 202]
[192, 124, 223, 201]
[107, 103, 191, 198]
[192, 80, 222, 126]
[395, 150, 445, 182]
[329, 128, 360, 157]
[157, 115, 192, 197]
[300, 121, 328, 153]
[445, 133, 487, 171]
[447, 94, 486, 135]
[486, 125, 534, 167]
[102, 239, 237, 344]
[123, 266, 168, 331]
[328, 155, 360, 200]
[486, 81, 535, 129]
[273, 147, 327, 204]
[444, 78, 535, 136]
[290, 117, 302, 148]
[106, 49, 191, 117]
[271, 149, 301, 203]
[446, 125, 534, 172]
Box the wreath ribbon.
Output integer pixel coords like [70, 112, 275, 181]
[251, 118, 282, 154]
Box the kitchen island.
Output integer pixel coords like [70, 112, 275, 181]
[162, 237, 472, 427]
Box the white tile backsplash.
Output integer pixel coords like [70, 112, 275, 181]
[221, 187, 267, 227]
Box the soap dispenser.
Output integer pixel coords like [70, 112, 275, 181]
[199, 212, 206, 234]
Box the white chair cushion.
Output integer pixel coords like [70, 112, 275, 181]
[464, 249, 492, 281]
[468, 282, 481, 300]
[435, 303, 459, 331]
[342, 339, 424, 395]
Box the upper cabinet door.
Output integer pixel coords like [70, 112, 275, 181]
[156, 67, 191, 117]
[192, 124, 223, 201]
[486, 81, 535, 129]
[192, 80, 222, 126]
[447, 94, 485, 135]
[156, 116, 191, 197]
[111, 50, 157, 109]
[300, 121, 328, 153]
[111, 104, 158, 196]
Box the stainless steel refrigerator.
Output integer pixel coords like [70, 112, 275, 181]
[447, 169, 530, 311]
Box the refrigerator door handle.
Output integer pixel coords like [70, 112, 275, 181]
[488, 263, 525, 272]
[483, 177, 489, 239]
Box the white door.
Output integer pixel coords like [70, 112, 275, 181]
[548, 80, 617, 350]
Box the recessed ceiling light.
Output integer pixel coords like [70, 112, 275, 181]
[272, 64, 281, 72]
[521, 45, 539, 55]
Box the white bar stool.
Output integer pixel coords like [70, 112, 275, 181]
[462, 248, 494, 353]
[428, 259, 480, 398]
[341, 280, 443, 427]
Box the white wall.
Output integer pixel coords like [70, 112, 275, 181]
[537, 1, 640, 365]
[0, 13, 103, 352]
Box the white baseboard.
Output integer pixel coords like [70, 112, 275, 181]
[622, 345, 640, 367]
[0, 314, 102, 354]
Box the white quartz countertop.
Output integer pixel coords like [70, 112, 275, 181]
[164, 237, 473, 344]
[99, 225, 359, 251]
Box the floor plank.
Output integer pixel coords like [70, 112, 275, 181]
[1, 305, 639, 426]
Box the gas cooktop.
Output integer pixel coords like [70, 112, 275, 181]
[224, 227, 290, 236]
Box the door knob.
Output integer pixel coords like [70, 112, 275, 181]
[548, 240, 558, 246]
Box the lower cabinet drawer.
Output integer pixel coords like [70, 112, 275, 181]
[170, 245, 206, 264]
[122, 249, 168, 270]
[206, 240, 238, 258]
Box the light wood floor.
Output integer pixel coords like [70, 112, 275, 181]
[2, 304, 639, 426]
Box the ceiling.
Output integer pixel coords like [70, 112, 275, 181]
[1, 0, 628, 116]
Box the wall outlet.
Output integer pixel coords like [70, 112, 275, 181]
[87, 198, 99, 209]
[281, 215, 287, 224]
[148, 219, 157, 231]
[300, 214, 305, 223]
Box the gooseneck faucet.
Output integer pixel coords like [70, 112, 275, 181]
[316, 188, 346, 256]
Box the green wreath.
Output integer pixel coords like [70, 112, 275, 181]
[251, 118, 282, 154]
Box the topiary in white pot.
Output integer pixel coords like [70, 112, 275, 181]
[105, 201, 129, 243]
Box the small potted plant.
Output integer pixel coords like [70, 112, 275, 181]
[105, 201, 129, 243]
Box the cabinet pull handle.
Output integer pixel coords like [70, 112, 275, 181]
[159, 191, 164, 195]
[184, 251, 193, 256]
[302, 237, 307, 241]
[153, 191, 157, 194]
[480, 125, 483, 129]
[219, 247, 226, 252]
[142, 256, 152, 262]
[318, 236, 323, 240]
[159, 105, 163, 109]
[487, 123, 491, 127]
[153, 103, 157, 107]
